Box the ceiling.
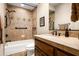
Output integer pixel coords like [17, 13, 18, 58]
[49, 3, 61, 7]
[8, 3, 61, 11]
[49, 3, 61, 12]
[8, 3, 39, 11]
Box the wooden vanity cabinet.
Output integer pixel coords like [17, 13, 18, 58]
[35, 46, 47, 56]
[35, 39, 55, 56]
[35, 38, 74, 56]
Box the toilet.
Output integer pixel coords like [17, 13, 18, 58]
[26, 42, 34, 56]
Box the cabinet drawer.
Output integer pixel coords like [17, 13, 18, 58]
[35, 40, 54, 55]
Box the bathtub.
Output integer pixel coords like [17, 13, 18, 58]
[5, 39, 35, 56]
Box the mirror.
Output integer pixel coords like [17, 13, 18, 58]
[49, 11, 55, 30]
[49, 3, 79, 31]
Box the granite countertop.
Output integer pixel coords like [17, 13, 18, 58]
[34, 34, 79, 55]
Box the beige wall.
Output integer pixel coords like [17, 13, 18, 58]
[49, 4, 55, 11]
[32, 8, 37, 36]
[0, 3, 6, 56]
[5, 3, 50, 41]
[0, 3, 6, 43]
[37, 4, 49, 34]
[55, 3, 79, 30]
[5, 5, 33, 41]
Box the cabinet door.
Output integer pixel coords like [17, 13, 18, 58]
[35, 46, 47, 56]
[55, 49, 74, 56]
[35, 39, 54, 56]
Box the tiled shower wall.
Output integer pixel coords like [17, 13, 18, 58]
[5, 5, 33, 41]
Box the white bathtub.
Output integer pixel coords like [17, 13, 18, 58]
[5, 39, 35, 56]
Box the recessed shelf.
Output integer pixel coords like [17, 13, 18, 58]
[15, 27, 27, 29]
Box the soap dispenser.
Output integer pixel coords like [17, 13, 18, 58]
[65, 28, 69, 37]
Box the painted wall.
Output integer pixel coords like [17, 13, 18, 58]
[0, 3, 6, 56]
[32, 8, 37, 36]
[55, 3, 79, 30]
[49, 4, 55, 11]
[37, 4, 49, 34]
[5, 5, 33, 41]
[6, 3, 49, 41]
